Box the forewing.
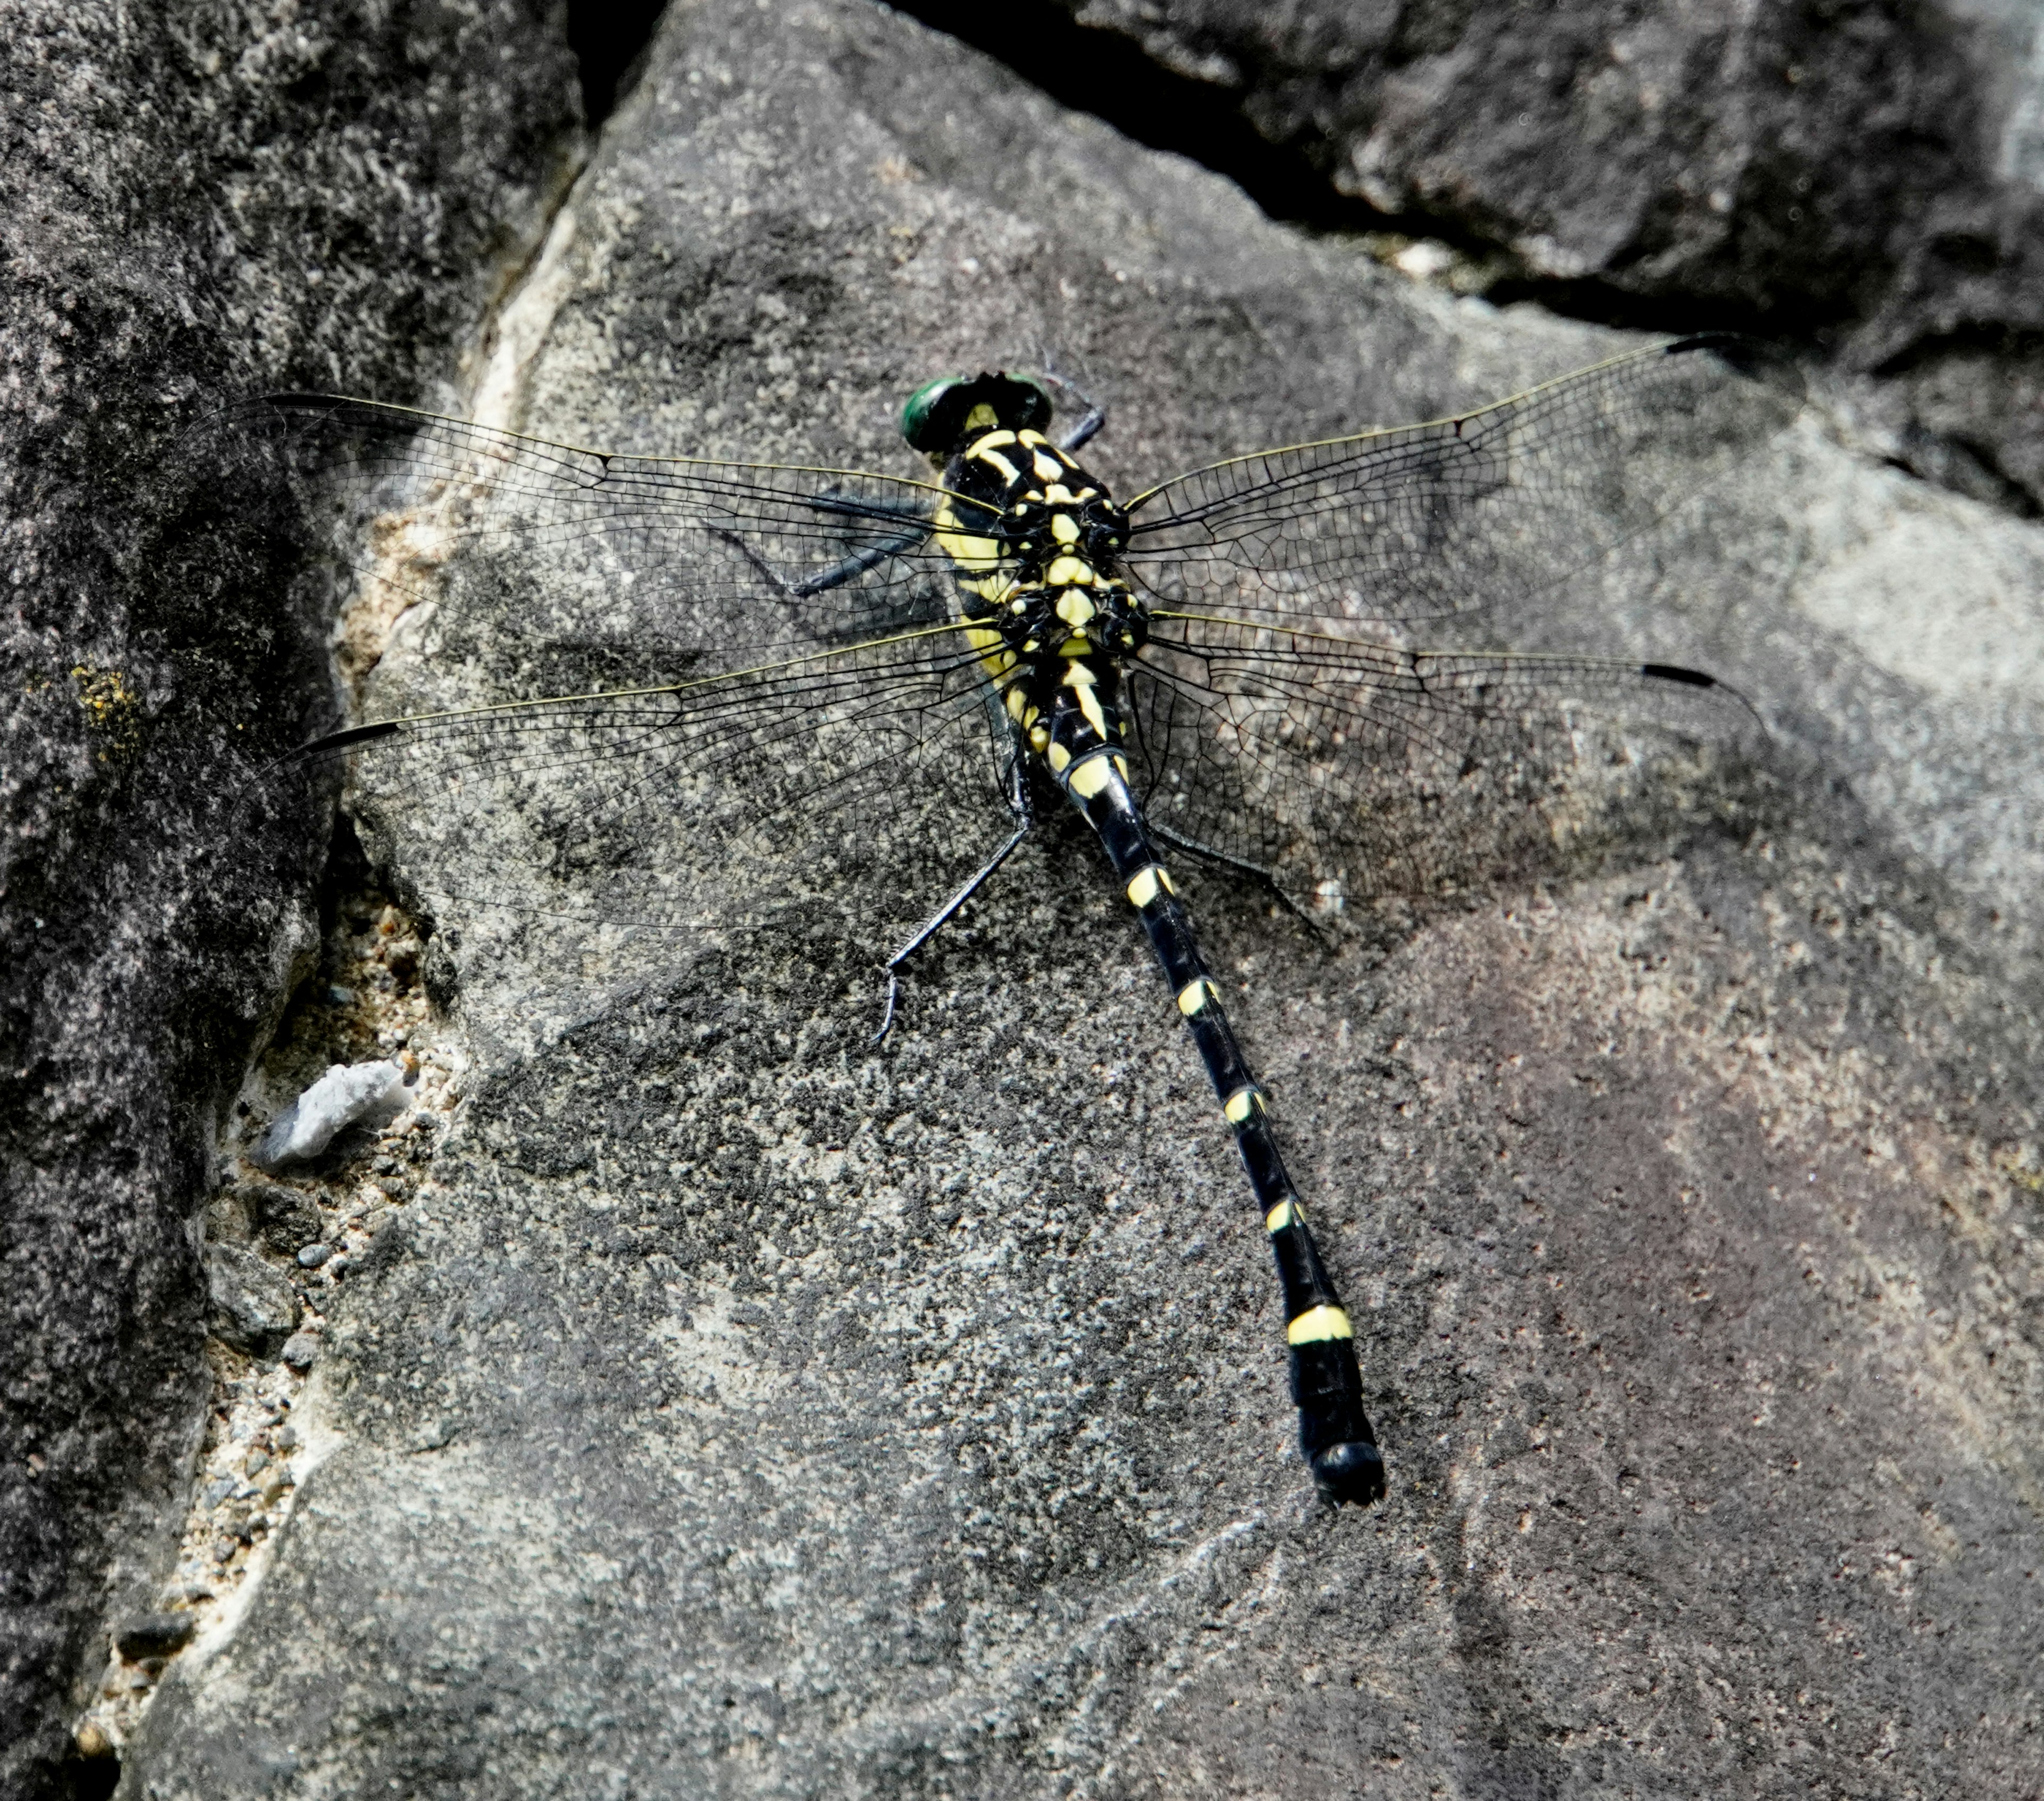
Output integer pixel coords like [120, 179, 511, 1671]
[1122, 334, 1804, 635]
[274, 628, 1020, 968]
[1126, 616, 1762, 907]
[188, 393, 969, 678]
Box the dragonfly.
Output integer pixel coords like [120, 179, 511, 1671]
[221, 333, 1803, 1505]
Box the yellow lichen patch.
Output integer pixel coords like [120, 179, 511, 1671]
[1285, 1305, 1354, 1345]
[70, 665, 143, 761]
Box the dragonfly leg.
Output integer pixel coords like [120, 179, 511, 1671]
[1061, 751, 1384, 1503]
[707, 509, 930, 602]
[1037, 364, 1107, 454]
[1148, 819, 1333, 949]
[871, 758, 1034, 1045]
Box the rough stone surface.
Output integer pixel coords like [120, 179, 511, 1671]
[123, 0, 2044, 1795]
[0, 2, 580, 1793]
[1021, 0, 2044, 514]
[248, 1185, 325, 1258]
[201, 1248, 301, 1360]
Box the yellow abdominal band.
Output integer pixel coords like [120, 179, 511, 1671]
[1285, 1305, 1353, 1345]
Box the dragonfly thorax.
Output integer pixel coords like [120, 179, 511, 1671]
[934, 424, 1145, 772]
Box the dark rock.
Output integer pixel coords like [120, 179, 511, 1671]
[279, 1334, 320, 1376]
[294, 1244, 332, 1270]
[112, 1613, 195, 1662]
[0, 0, 577, 1782]
[1004, 0, 2044, 510]
[247, 1183, 323, 1256]
[122, 1, 2044, 1796]
[203, 1247, 300, 1358]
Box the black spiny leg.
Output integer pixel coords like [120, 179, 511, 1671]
[1060, 751, 1385, 1504]
[872, 751, 1034, 1043]
[1038, 366, 1107, 454]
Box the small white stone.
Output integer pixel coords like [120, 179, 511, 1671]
[254, 1062, 408, 1167]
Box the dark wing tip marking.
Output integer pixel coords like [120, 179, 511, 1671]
[309, 720, 405, 753]
[1639, 662, 1717, 689]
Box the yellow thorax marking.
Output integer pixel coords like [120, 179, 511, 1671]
[1031, 450, 1062, 482]
[1055, 592, 1095, 629]
[933, 497, 1002, 573]
[1050, 513, 1080, 544]
[1046, 554, 1093, 588]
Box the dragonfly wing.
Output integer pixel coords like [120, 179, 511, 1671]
[182, 393, 967, 676]
[1126, 616, 1763, 906]
[1121, 334, 1804, 636]
[270, 628, 1020, 967]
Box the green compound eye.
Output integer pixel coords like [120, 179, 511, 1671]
[900, 371, 1053, 451]
[900, 375, 966, 451]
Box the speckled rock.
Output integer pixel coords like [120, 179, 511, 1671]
[0, 1, 580, 1792]
[1015, 0, 2044, 513]
[202, 1248, 301, 1359]
[123, 0, 2044, 1795]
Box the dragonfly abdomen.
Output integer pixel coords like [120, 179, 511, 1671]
[1057, 745, 1387, 1504]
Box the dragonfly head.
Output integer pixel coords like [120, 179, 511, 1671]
[901, 371, 1053, 458]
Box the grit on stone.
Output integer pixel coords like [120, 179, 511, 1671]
[126, 0, 2043, 1795]
[0, 1, 581, 1792]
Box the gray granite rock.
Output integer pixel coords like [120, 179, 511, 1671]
[0, 1, 580, 1793]
[248, 1184, 324, 1257]
[202, 1247, 301, 1359]
[123, 0, 2044, 1795]
[1014, 0, 2044, 513]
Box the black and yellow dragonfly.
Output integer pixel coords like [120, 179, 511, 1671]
[221, 334, 1802, 1504]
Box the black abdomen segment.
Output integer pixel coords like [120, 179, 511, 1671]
[1059, 750, 1386, 1504]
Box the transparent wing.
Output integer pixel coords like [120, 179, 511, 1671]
[1125, 614, 1763, 906]
[187, 393, 980, 681]
[1122, 334, 1804, 635]
[270, 627, 1021, 966]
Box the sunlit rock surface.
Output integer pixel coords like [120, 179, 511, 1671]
[118, 0, 2044, 1795]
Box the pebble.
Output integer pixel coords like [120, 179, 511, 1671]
[114, 1612, 196, 1660]
[297, 1243, 332, 1268]
[202, 1475, 234, 1506]
[279, 1331, 320, 1372]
